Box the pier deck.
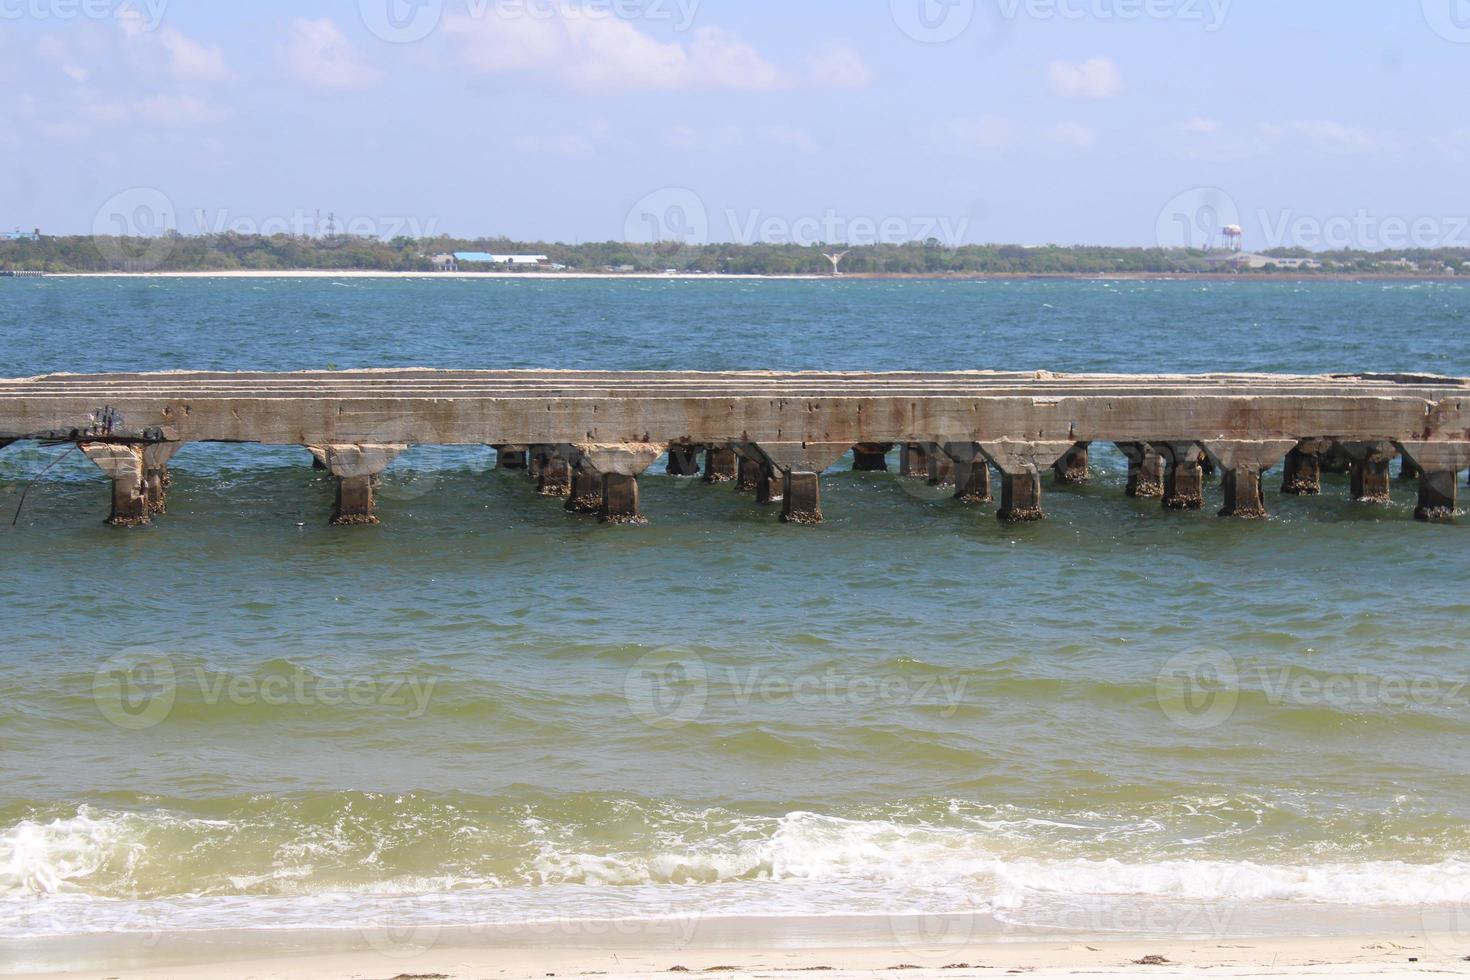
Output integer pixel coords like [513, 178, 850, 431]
[1, 370, 1467, 525]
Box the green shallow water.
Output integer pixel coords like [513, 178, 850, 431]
[1, 277, 1468, 940]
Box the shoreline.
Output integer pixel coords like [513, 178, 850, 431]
[6, 930, 1468, 979]
[16, 270, 1464, 282]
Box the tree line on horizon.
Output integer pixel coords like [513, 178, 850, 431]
[2, 234, 1467, 276]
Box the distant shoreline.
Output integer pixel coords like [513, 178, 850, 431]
[33, 270, 1464, 282]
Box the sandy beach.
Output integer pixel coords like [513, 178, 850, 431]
[8, 933, 1470, 980]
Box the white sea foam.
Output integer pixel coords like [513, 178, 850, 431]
[2, 807, 1467, 939]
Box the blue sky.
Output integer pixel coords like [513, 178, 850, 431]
[2, 1, 1468, 249]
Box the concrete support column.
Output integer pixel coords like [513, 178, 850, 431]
[977, 441, 1075, 523]
[572, 443, 661, 526]
[923, 443, 955, 487]
[323, 444, 407, 526]
[1159, 442, 1205, 511]
[665, 445, 701, 477]
[600, 473, 644, 525]
[1399, 457, 1422, 481]
[566, 464, 603, 514]
[1281, 439, 1332, 496]
[1116, 443, 1164, 499]
[852, 443, 892, 472]
[527, 448, 547, 481]
[1201, 441, 1295, 520]
[80, 442, 150, 527]
[537, 453, 572, 497]
[754, 462, 783, 504]
[142, 442, 182, 515]
[943, 442, 991, 504]
[1396, 443, 1470, 522]
[495, 446, 528, 470]
[736, 455, 762, 493]
[749, 443, 849, 525]
[703, 447, 738, 483]
[899, 443, 928, 478]
[1053, 442, 1090, 485]
[781, 472, 822, 524]
[1320, 443, 1351, 474]
[1342, 441, 1397, 504]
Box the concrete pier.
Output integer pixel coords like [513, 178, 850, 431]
[1159, 443, 1205, 511]
[852, 443, 892, 472]
[1053, 443, 1090, 485]
[5, 370, 1469, 528]
[943, 443, 992, 504]
[324, 444, 405, 525]
[924, 443, 955, 487]
[899, 443, 928, 478]
[703, 447, 738, 483]
[1344, 441, 1397, 504]
[1117, 443, 1164, 499]
[666, 445, 701, 477]
[1281, 440, 1332, 496]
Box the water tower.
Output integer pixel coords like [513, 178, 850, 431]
[1221, 224, 1243, 252]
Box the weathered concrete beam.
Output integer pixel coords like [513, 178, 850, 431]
[1158, 442, 1205, 511]
[977, 441, 1075, 522]
[142, 441, 182, 514]
[306, 445, 328, 470]
[852, 443, 892, 472]
[1201, 440, 1297, 519]
[665, 444, 701, 477]
[1116, 442, 1164, 499]
[1342, 441, 1397, 504]
[79, 442, 150, 527]
[324, 443, 407, 525]
[1053, 442, 1090, 485]
[943, 442, 992, 504]
[703, 446, 738, 483]
[1396, 442, 1470, 522]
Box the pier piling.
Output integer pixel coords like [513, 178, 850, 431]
[324, 444, 406, 525]
[979, 441, 1074, 522]
[924, 443, 955, 487]
[1397, 442, 1470, 521]
[703, 447, 738, 483]
[80, 442, 150, 527]
[944, 443, 993, 504]
[1159, 443, 1205, 511]
[852, 443, 892, 472]
[1343, 442, 1397, 504]
[899, 443, 928, 478]
[1117, 443, 1165, 499]
[1053, 443, 1090, 485]
[142, 442, 181, 514]
[666, 445, 701, 477]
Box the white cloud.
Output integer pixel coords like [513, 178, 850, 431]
[446, 8, 784, 91]
[282, 18, 381, 89]
[1181, 116, 1221, 134]
[1280, 119, 1375, 153]
[806, 41, 873, 89]
[117, 13, 231, 82]
[1047, 122, 1096, 147]
[1047, 57, 1123, 99]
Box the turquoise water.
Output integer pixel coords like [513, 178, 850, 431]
[1, 277, 1469, 946]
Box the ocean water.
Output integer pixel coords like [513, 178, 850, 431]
[1, 277, 1469, 952]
